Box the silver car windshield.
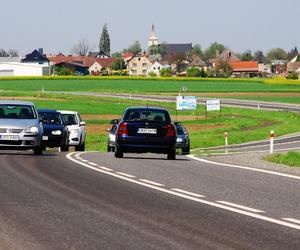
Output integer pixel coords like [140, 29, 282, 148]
[0, 105, 36, 119]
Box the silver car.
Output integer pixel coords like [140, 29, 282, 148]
[0, 100, 44, 155]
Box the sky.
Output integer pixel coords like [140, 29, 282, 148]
[0, 0, 299, 55]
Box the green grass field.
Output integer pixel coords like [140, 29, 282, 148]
[1, 78, 300, 93]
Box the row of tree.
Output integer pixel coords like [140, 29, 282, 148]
[0, 49, 19, 57]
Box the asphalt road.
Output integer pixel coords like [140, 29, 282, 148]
[1, 151, 299, 249]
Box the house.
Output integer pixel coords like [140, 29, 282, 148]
[296, 68, 300, 79]
[48, 55, 115, 75]
[253, 51, 271, 75]
[127, 54, 151, 76]
[0, 62, 51, 76]
[229, 61, 259, 77]
[88, 51, 110, 58]
[164, 43, 192, 55]
[89, 58, 116, 75]
[188, 55, 206, 68]
[147, 61, 162, 76]
[287, 62, 300, 73]
[21, 48, 49, 65]
[208, 49, 240, 68]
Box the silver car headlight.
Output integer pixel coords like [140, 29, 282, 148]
[51, 130, 62, 135]
[176, 138, 183, 143]
[25, 126, 39, 134]
[70, 129, 79, 136]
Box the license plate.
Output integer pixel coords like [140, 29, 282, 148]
[0, 135, 19, 140]
[42, 136, 48, 141]
[137, 128, 157, 134]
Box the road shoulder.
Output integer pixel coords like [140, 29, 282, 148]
[193, 151, 300, 177]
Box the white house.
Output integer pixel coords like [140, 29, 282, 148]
[147, 61, 163, 76]
[0, 62, 51, 76]
[296, 67, 300, 79]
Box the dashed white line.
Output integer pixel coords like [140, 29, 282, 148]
[116, 172, 136, 178]
[216, 201, 264, 213]
[171, 188, 205, 198]
[80, 159, 88, 162]
[100, 167, 113, 171]
[282, 218, 300, 225]
[139, 179, 165, 187]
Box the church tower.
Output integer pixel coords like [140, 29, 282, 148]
[148, 24, 159, 47]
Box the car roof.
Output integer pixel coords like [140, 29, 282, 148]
[125, 106, 168, 111]
[57, 110, 77, 114]
[0, 100, 35, 106]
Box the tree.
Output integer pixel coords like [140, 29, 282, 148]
[266, 48, 288, 61]
[7, 49, 19, 57]
[203, 42, 226, 61]
[187, 67, 201, 77]
[160, 67, 172, 77]
[71, 39, 90, 56]
[111, 51, 122, 58]
[215, 60, 232, 77]
[111, 58, 126, 71]
[240, 49, 253, 61]
[124, 40, 142, 54]
[192, 44, 203, 58]
[99, 23, 111, 56]
[0, 49, 9, 57]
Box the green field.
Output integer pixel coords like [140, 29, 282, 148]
[1, 78, 300, 93]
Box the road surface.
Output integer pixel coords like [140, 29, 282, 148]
[0, 151, 299, 249]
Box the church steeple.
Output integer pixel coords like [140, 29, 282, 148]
[148, 24, 158, 47]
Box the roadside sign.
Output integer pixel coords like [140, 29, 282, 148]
[206, 99, 221, 111]
[176, 96, 197, 110]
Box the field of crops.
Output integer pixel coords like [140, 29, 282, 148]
[0, 77, 300, 94]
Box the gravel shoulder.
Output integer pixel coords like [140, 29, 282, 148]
[202, 150, 300, 177]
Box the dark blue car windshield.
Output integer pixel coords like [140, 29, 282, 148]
[124, 109, 170, 123]
[39, 112, 63, 125]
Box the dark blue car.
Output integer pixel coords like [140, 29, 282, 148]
[115, 107, 177, 160]
[38, 109, 69, 151]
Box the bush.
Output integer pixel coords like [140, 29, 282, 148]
[148, 71, 157, 77]
[187, 67, 200, 77]
[287, 72, 299, 80]
[160, 68, 172, 77]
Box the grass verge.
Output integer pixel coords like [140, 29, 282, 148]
[265, 151, 300, 167]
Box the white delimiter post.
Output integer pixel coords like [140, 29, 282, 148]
[224, 132, 228, 147]
[270, 130, 275, 154]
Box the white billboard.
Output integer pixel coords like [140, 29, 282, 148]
[176, 96, 197, 110]
[206, 99, 221, 111]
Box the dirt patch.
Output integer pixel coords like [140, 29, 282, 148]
[0, 96, 65, 102]
[242, 120, 275, 131]
[87, 124, 111, 134]
[190, 92, 300, 97]
[82, 114, 121, 120]
[185, 124, 225, 132]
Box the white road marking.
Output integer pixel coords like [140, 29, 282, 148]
[100, 167, 113, 171]
[282, 218, 300, 225]
[88, 162, 98, 166]
[187, 155, 300, 180]
[116, 172, 135, 178]
[171, 188, 205, 198]
[80, 159, 88, 162]
[216, 201, 264, 213]
[66, 152, 300, 231]
[74, 154, 81, 160]
[139, 179, 165, 187]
